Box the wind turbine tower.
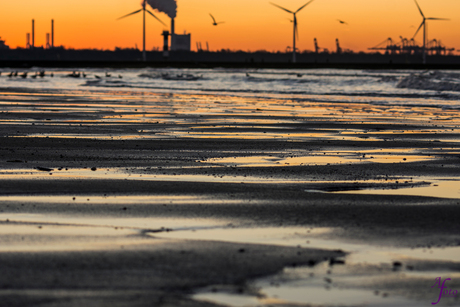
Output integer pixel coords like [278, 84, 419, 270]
[413, 0, 449, 64]
[117, 0, 166, 62]
[270, 0, 316, 63]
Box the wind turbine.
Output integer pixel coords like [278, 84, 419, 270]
[270, 0, 316, 63]
[117, 0, 166, 62]
[412, 0, 449, 64]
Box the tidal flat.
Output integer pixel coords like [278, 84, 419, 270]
[0, 69, 460, 306]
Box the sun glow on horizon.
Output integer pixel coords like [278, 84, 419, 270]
[0, 0, 459, 53]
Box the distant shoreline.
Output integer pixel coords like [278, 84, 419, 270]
[2, 49, 460, 69]
[2, 60, 460, 70]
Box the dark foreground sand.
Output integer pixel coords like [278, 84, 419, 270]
[0, 87, 460, 306]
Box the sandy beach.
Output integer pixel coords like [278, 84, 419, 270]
[1, 69, 460, 306]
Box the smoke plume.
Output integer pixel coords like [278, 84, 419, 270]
[146, 0, 177, 18]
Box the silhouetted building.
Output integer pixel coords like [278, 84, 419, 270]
[336, 39, 342, 54]
[168, 17, 191, 52]
[0, 37, 9, 50]
[171, 33, 191, 52]
[162, 31, 170, 57]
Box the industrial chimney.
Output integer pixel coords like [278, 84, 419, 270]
[171, 18, 175, 36]
[170, 18, 175, 51]
[51, 19, 54, 48]
[32, 19, 35, 48]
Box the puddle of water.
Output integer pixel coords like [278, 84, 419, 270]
[193, 293, 262, 307]
[244, 265, 456, 307]
[0, 223, 143, 252]
[203, 151, 432, 167]
[0, 168, 403, 185]
[0, 222, 132, 237]
[2, 167, 457, 199]
[0, 168, 299, 183]
[194, 258, 460, 307]
[182, 227, 459, 307]
[0, 168, 246, 183]
[16, 128, 456, 142]
[0, 195, 240, 205]
[153, 227, 332, 247]
[173, 131, 386, 141]
[150, 225, 460, 307]
[245, 286, 415, 307]
[0, 212, 230, 252]
[332, 179, 460, 199]
[0, 212, 228, 231]
[0, 168, 128, 180]
[154, 226, 460, 264]
[11, 134, 171, 140]
[194, 288, 419, 307]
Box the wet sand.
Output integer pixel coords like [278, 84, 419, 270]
[1, 87, 460, 306]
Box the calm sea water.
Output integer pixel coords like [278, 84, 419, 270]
[1, 68, 460, 110]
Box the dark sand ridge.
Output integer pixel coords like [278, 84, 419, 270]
[0, 87, 460, 306]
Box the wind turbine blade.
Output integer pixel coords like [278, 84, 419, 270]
[209, 14, 217, 23]
[117, 9, 142, 20]
[427, 17, 450, 21]
[270, 2, 294, 14]
[413, 21, 424, 38]
[146, 10, 167, 26]
[296, 0, 315, 13]
[414, 0, 425, 18]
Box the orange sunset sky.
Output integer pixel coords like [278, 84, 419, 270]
[1, 0, 459, 53]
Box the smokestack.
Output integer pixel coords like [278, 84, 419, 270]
[46, 33, 50, 49]
[146, 0, 178, 51]
[170, 18, 175, 51]
[26, 33, 31, 49]
[162, 30, 170, 58]
[51, 19, 54, 48]
[32, 19, 35, 48]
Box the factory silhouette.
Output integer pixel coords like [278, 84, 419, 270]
[1, 0, 459, 68]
